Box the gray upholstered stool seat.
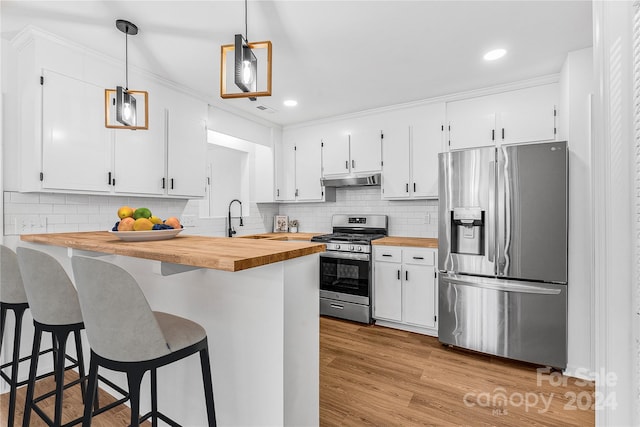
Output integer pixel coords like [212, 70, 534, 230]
[0, 245, 54, 427]
[16, 247, 127, 427]
[71, 255, 216, 427]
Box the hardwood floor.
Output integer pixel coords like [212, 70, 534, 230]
[0, 370, 150, 426]
[320, 316, 594, 426]
[2, 317, 594, 426]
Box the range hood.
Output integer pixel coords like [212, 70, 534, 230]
[321, 173, 381, 188]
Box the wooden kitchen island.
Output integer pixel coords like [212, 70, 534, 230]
[20, 231, 326, 427]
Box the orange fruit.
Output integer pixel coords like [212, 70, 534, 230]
[133, 218, 154, 231]
[117, 206, 134, 219]
[118, 217, 135, 231]
[164, 217, 181, 229]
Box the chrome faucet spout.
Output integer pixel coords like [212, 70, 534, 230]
[228, 199, 243, 237]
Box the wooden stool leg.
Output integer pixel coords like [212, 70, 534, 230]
[199, 347, 217, 427]
[21, 324, 42, 427]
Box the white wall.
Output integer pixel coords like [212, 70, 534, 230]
[559, 47, 595, 378]
[592, 0, 637, 425]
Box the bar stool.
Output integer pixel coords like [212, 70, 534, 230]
[0, 245, 54, 427]
[71, 255, 217, 427]
[16, 247, 127, 427]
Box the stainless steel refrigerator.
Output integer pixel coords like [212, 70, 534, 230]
[438, 141, 567, 369]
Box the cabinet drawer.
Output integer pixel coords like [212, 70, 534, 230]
[403, 249, 435, 266]
[374, 247, 402, 262]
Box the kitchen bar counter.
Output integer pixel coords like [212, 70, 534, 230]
[372, 236, 438, 248]
[21, 231, 325, 272]
[238, 232, 324, 241]
[19, 231, 322, 426]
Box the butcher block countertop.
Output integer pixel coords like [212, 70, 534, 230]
[372, 236, 439, 248]
[238, 232, 324, 241]
[20, 231, 326, 272]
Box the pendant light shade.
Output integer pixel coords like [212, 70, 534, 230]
[220, 1, 272, 100]
[105, 19, 148, 129]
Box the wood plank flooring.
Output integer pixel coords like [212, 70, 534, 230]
[2, 317, 595, 426]
[320, 316, 594, 426]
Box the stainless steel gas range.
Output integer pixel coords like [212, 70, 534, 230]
[311, 214, 388, 324]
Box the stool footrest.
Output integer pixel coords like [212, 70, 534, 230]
[140, 410, 182, 427]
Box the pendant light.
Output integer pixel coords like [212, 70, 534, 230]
[116, 19, 138, 126]
[220, 0, 272, 100]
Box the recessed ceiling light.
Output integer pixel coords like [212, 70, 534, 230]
[483, 48, 507, 61]
[284, 100, 298, 107]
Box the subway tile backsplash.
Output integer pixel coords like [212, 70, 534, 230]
[3, 187, 438, 238]
[277, 187, 439, 237]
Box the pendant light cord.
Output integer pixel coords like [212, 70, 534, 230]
[245, 0, 248, 42]
[125, 27, 129, 90]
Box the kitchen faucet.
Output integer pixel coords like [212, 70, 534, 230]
[228, 199, 243, 237]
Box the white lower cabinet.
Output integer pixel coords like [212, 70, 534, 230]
[373, 245, 438, 336]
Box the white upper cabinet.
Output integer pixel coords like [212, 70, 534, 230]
[41, 70, 112, 192]
[13, 28, 207, 198]
[112, 84, 166, 195]
[381, 103, 444, 200]
[320, 130, 350, 176]
[275, 138, 297, 201]
[295, 138, 324, 201]
[276, 127, 329, 203]
[320, 117, 382, 178]
[167, 111, 206, 198]
[412, 103, 445, 198]
[349, 124, 382, 174]
[447, 83, 558, 150]
[381, 124, 411, 198]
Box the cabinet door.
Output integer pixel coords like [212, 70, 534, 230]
[41, 70, 111, 192]
[381, 125, 411, 199]
[113, 104, 165, 195]
[321, 131, 350, 177]
[411, 103, 444, 198]
[403, 264, 436, 328]
[349, 127, 382, 174]
[295, 139, 324, 201]
[447, 96, 497, 150]
[167, 108, 206, 197]
[373, 261, 402, 321]
[495, 84, 558, 144]
[275, 139, 296, 201]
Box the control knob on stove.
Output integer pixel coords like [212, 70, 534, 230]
[355, 246, 363, 252]
[335, 244, 341, 250]
[349, 245, 355, 251]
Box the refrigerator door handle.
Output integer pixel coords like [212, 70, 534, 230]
[441, 274, 562, 295]
[487, 160, 495, 264]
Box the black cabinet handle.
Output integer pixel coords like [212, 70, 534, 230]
[502, 128, 505, 140]
[397, 270, 401, 280]
[352, 160, 355, 169]
[171, 178, 174, 190]
[405, 183, 409, 193]
[492, 129, 495, 141]
[162, 177, 165, 189]
[413, 183, 416, 192]
[382, 254, 392, 257]
[112, 178, 115, 186]
[277, 189, 280, 197]
[345, 160, 349, 169]
[406, 271, 408, 281]
[413, 256, 424, 260]
[108, 172, 112, 185]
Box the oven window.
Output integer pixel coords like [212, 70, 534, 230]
[320, 256, 369, 297]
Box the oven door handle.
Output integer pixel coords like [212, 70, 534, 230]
[320, 251, 370, 261]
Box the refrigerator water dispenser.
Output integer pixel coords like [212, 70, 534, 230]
[451, 208, 484, 255]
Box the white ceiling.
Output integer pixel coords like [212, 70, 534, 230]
[1, 0, 593, 127]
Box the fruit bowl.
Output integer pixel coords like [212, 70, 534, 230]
[109, 228, 184, 242]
